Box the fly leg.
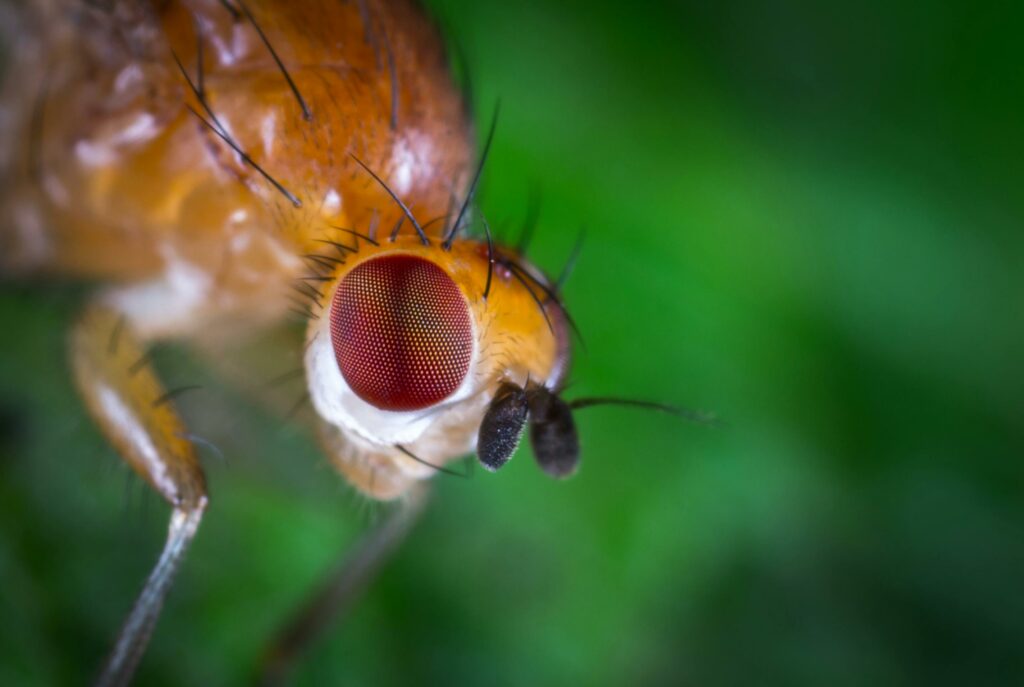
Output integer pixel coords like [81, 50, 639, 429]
[69, 302, 208, 687]
[256, 435, 430, 686]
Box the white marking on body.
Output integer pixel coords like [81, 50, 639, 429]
[113, 63, 144, 93]
[75, 140, 115, 167]
[197, 16, 249, 67]
[75, 113, 159, 167]
[119, 113, 160, 144]
[260, 112, 277, 156]
[96, 384, 174, 497]
[105, 244, 213, 339]
[391, 138, 415, 195]
[322, 189, 341, 216]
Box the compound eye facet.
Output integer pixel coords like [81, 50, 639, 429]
[329, 254, 473, 411]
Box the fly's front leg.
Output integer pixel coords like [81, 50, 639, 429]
[69, 302, 208, 687]
[256, 420, 431, 685]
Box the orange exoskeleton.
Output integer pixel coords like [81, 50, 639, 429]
[0, 0, 704, 684]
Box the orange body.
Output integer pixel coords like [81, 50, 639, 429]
[3, 0, 470, 327]
[0, 0, 569, 499]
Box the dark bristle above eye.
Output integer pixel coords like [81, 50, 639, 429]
[504, 258, 585, 348]
[516, 184, 542, 256]
[443, 101, 501, 250]
[330, 225, 380, 247]
[349, 154, 429, 245]
[389, 215, 405, 242]
[503, 261, 553, 334]
[315, 238, 357, 256]
[482, 214, 495, 301]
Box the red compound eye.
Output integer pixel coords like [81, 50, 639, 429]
[329, 254, 473, 411]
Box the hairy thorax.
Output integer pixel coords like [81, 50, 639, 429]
[1, 0, 472, 337]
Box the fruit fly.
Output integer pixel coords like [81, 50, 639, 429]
[0, 0, 708, 684]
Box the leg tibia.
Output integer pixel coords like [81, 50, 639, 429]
[69, 301, 208, 686]
[70, 302, 206, 509]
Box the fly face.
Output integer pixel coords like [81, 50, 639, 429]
[304, 234, 573, 499]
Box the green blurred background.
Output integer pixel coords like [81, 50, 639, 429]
[1, 0, 1022, 684]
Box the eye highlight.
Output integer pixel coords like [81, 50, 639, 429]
[330, 254, 473, 411]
